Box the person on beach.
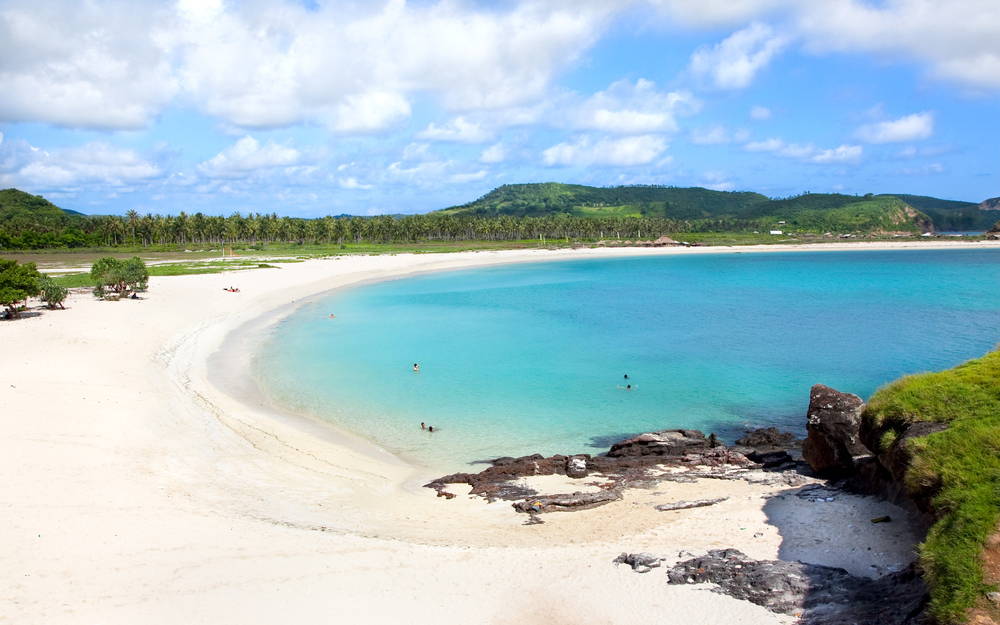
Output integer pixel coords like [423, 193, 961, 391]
[412, 363, 420, 372]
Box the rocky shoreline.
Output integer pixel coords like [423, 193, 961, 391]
[426, 383, 938, 623]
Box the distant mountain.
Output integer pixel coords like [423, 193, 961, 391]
[0, 188, 94, 248]
[439, 183, 935, 233]
[980, 197, 1000, 211]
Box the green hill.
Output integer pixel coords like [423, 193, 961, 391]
[440, 183, 935, 233]
[0, 188, 93, 248]
[893, 194, 994, 231]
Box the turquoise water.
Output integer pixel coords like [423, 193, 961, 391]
[256, 250, 1000, 471]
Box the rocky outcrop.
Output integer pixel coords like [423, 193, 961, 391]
[664, 549, 927, 624]
[979, 197, 1000, 211]
[735, 427, 799, 450]
[423, 427, 799, 509]
[606, 429, 710, 457]
[856, 416, 949, 511]
[987, 220, 1000, 240]
[802, 384, 869, 475]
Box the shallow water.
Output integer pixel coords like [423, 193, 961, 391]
[255, 249, 1000, 472]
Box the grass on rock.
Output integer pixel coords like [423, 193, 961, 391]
[864, 349, 1000, 623]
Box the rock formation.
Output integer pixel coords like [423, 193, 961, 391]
[802, 384, 869, 475]
[606, 429, 710, 457]
[662, 549, 927, 625]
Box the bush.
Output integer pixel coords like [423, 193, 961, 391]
[90, 256, 149, 300]
[37, 275, 68, 309]
[0, 259, 42, 318]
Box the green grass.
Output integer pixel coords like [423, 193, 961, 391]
[863, 349, 1000, 623]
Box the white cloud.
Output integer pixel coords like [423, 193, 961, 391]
[689, 22, 789, 89]
[571, 79, 697, 134]
[750, 105, 772, 120]
[0, 1, 615, 130]
[690, 125, 744, 145]
[449, 170, 488, 183]
[0, 139, 160, 188]
[645, 0, 788, 26]
[542, 135, 667, 167]
[856, 112, 934, 143]
[327, 92, 411, 133]
[0, 1, 177, 129]
[338, 177, 373, 190]
[198, 136, 302, 178]
[480, 143, 507, 163]
[418, 117, 493, 143]
[796, 1, 1000, 90]
[700, 170, 736, 191]
[810, 144, 863, 164]
[744, 137, 862, 163]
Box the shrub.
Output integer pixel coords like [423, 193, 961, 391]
[90, 256, 149, 300]
[0, 259, 42, 318]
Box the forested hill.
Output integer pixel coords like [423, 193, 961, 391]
[439, 183, 1000, 232]
[0, 188, 93, 248]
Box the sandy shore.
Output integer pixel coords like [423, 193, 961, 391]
[5, 241, 989, 624]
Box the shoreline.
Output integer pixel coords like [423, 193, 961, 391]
[2, 241, 986, 623]
[204, 239, 1000, 482]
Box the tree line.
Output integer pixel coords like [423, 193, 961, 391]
[0, 210, 769, 250]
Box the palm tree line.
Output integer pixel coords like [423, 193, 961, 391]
[4, 210, 763, 248]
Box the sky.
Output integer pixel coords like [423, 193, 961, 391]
[0, 0, 998, 217]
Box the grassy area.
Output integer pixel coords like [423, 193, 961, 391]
[863, 349, 1000, 623]
[50, 260, 294, 287]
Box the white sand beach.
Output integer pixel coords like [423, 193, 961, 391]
[5, 241, 991, 624]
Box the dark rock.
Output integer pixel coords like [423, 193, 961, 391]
[565, 455, 589, 478]
[607, 429, 709, 457]
[736, 427, 799, 451]
[512, 490, 622, 514]
[664, 549, 928, 624]
[747, 449, 793, 468]
[802, 384, 869, 475]
[613, 552, 662, 573]
[654, 497, 728, 511]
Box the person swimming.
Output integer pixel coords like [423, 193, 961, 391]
[412, 363, 420, 372]
[420, 422, 426, 430]
[428, 425, 434, 432]
[624, 373, 629, 380]
[626, 384, 632, 390]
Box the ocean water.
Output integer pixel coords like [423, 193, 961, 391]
[255, 249, 1000, 472]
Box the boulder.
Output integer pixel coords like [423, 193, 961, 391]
[565, 455, 589, 478]
[607, 429, 709, 457]
[512, 490, 621, 514]
[735, 427, 799, 451]
[802, 385, 869, 475]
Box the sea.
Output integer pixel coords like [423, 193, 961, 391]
[254, 249, 1000, 472]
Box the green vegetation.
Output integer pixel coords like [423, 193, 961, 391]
[37, 275, 68, 309]
[0, 259, 42, 318]
[3, 183, 984, 254]
[894, 194, 995, 231]
[90, 257, 149, 300]
[863, 350, 1000, 623]
[442, 184, 937, 233]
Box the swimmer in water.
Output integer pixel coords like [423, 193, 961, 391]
[626, 384, 632, 390]
[328, 313, 336, 319]
[428, 425, 434, 433]
[412, 363, 420, 372]
[420, 422, 426, 430]
[624, 373, 629, 380]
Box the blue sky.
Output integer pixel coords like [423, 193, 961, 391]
[0, 0, 998, 216]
